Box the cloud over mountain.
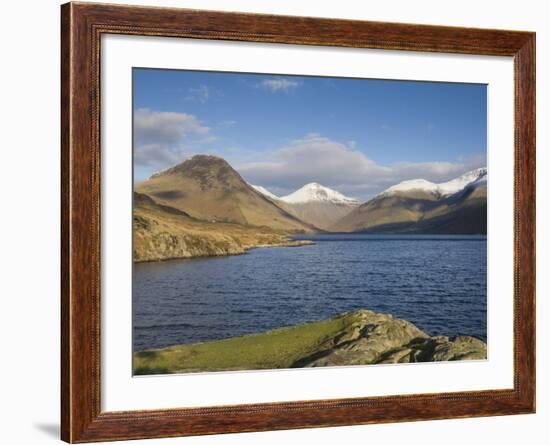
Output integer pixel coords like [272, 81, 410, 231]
[132, 107, 485, 200]
[134, 108, 210, 168]
[237, 134, 486, 199]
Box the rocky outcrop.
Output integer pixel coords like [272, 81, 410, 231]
[294, 310, 486, 367]
[377, 335, 487, 363]
[134, 217, 312, 262]
[134, 217, 247, 261]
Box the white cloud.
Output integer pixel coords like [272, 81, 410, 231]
[134, 108, 209, 145]
[134, 143, 185, 168]
[134, 108, 211, 168]
[133, 111, 485, 199]
[259, 78, 301, 92]
[186, 85, 210, 103]
[237, 134, 486, 200]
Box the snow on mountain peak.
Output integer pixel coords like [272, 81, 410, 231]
[436, 167, 487, 195]
[383, 179, 439, 195]
[250, 184, 280, 200]
[380, 167, 487, 198]
[280, 183, 360, 205]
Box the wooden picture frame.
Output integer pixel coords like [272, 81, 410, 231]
[61, 2, 535, 442]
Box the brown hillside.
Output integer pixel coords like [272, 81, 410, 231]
[331, 184, 486, 234]
[135, 155, 316, 232]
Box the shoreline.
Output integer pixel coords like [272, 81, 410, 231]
[134, 309, 487, 375]
[134, 232, 486, 264]
[134, 238, 314, 263]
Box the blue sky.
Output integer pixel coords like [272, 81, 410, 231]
[133, 68, 486, 199]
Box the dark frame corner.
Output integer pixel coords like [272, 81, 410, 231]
[61, 2, 535, 442]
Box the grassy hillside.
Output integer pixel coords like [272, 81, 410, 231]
[134, 309, 487, 374]
[135, 155, 316, 232]
[133, 192, 312, 262]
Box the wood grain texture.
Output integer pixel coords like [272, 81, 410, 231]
[60, 2, 536, 442]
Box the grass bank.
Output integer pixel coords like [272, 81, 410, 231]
[134, 311, 361, 375]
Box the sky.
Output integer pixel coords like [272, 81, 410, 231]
[133, 68, 487, 200]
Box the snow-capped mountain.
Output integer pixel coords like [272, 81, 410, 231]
[250, 184, 280, 201]
[259, 183, 360, 230]
[332, 167, 487, 234]
[248, 182, 360, 230]
[380, 167, 487, 198]
[280, 183, 360, 205]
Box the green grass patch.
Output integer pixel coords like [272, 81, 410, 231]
[134, 311, 362, 375]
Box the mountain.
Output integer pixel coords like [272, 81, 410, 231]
[381, 167, 487, 198]
[331, 168, 487, 234]
[251, 182, 360, 231]
[280, 182, 360, 206]
[135, 155, 315, 232]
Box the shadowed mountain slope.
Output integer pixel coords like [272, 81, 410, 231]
[331, 171, 487, 234]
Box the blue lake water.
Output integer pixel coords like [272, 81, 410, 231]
[133, 234, 487, 351]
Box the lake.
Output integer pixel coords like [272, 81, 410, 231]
[133, 234, 487, 351]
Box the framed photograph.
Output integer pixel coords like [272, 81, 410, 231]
[61, 2, 535, 442]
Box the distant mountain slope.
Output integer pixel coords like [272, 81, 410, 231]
[331, 169, 487, 234]
[251, 182, 360, 230]
[135, 155, 316, 232]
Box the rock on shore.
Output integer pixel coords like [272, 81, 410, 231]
[296, 310, 487, 367]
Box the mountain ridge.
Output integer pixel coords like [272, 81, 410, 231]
[380, 167, 487, 198]
[331, 167, 487, 234]
[136, 156, 487, 236]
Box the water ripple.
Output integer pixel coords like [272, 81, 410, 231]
[133, 234, 487, 350]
